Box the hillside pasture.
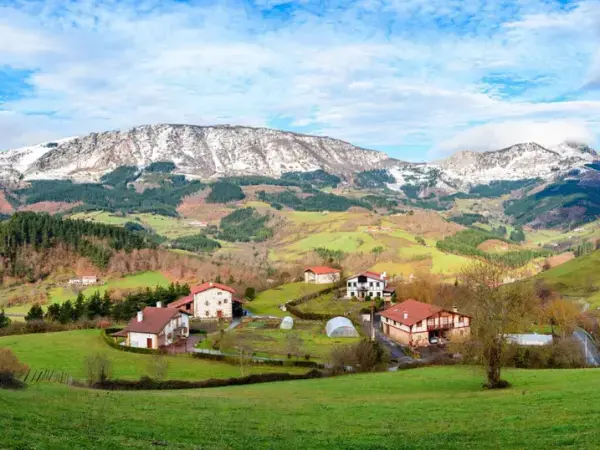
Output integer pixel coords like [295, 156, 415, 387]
[0, 329, 304, 381]
[295, 292, 363, 316]
[2, 367, 600, 448]
[80, 271, 170, 297]
[246, 282, 333, 317]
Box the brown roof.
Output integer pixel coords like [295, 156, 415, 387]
[351, 271, 385, 281]
[232, 296, 245, 304]
[305, 266, 341, 275]
[111, 329, 128, 338]
[168, 295, 194, 309]
[191, 282, 236, 295]
[123, 307, 188, 335]
[380, 299, 443, 326]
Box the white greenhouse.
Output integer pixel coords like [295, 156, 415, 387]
[325, 317, 359, 338]
[280, 316, 294, 330]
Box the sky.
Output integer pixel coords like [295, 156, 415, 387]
[1, 0, 600, 161]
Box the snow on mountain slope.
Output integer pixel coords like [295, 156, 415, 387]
[13, 124, 389, 182]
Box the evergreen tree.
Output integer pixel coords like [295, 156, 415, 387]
[100, 291, 112, 317]
[59, 301, 75, 324]
[25, 304, 44, 322]
[46, 303, 61, 322]
[73, 293, 86, 320]
[0, 309, 11, 328]
[244, 287, 256, 301]
[86, 291, 103, 319]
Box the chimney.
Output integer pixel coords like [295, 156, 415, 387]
[210, 282, 213, 287]
[156, 301, 162, 308]
[382, 272, 387, 280]
[137, 311, 143, 322]
[452, 306, 458, 313]
[403, 311, 408, 320]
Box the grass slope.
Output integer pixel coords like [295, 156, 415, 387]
[0, 330, 304, 381]
[246, 282, 332, 317]
[2, 367, 600, 448]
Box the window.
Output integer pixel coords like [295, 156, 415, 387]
[417, 321, 422, 327]
[377, 292, 381, 297]
[224, 299, 228, 304]
[205, 311, 210, 317]
[205, 301, 209, 306]
[369, 281, 373, 287]
[218, 301, 222, 305]
[347, 282, 352, 287]
[217, 291, 222, 295]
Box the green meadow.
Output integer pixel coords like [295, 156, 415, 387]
[246, 282, 332, 317]
[2, 366, 600, 448]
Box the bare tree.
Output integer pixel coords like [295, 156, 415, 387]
[146, 354, 169, 381]
[459, 262, 536, 389]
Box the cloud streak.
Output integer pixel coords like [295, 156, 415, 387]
[0, 0, 598, 160]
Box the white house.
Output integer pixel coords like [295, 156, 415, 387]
[346, 271, 387, 299]
[168, 282, 239, 320]
[114, 303, 190, 349]
[68, 275, 98, 286]
[304, 266, 341, 284]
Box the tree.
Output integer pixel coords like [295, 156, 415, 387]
[73, 293, 86, 321]
[244, 287, 256, 301]
[458, 262, 536, 389]
[58, 300, 75, 324]
[25, 304, 44, 322]
[544, 299, 580, 338]
[415, 237, 426, 246]
[0, 309, 11, 328]
[285, 332, 303, 358]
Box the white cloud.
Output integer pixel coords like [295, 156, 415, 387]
[438, 120, 596, 153]
[0, 0, 599, 159]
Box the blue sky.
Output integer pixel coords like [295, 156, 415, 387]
[0, 0, 599, 160]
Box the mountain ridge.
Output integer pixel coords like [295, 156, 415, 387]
[0, 124, 597, 190]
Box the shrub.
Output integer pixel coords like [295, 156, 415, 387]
[84, 353, 112, 385]
[0, 348, 28, 389]
[147, 354, 169, 381]
[330, 340, 389, 374]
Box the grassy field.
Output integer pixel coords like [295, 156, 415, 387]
[246, 282, 332, 317]
[80, 271, 170, 297]
[202, 319, 361, 360]
[295, 292, 363, 316]
[286, 231, 381, 254]
[2, 366, 600, 448]
[536, 250, 600, 306]
[0, 330, 304, 381]
[70, 211, 205, 239]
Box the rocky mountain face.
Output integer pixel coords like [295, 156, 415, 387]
[0, 124, 597, 192]
[0, 124, 389, 182]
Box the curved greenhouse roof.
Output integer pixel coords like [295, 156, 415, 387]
[280, 316, 294, 330]
[325, 317, 359, 338]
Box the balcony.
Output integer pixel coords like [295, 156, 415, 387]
[427, 322, 454, 331]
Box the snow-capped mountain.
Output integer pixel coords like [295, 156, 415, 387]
[384, 142, 598, 194]
[0, 124, 596, 191]
[3, 124, 389, 182]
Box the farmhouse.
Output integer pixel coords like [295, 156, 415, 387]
[68, 275, 98, 286]
[115, 303, 190, 349]
[346, 271, 387, 299]
[168, 282, 240, 320]
[380, 299, 471, 347]
[304, 266, 341, 284]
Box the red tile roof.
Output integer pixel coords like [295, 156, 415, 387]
[305, 266, 341, 275]
[380, 299, 443, 326]
[168, 295, 194, 309]
[190, 282, 236, 295]
[350, 271, 385, 281]
[123, 307, 188, 335]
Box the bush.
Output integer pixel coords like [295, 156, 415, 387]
[0, 348, 28, 389]
[146, 354, 169, 380]
[84, 353, 112, 385]
[330, 340, 389, 374]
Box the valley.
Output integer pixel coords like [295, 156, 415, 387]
[2, 124, 600, 450]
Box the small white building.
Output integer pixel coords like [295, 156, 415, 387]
[506, 334, 553, 346]
[346, 271, 387, 299]
[68, 275, 98, 286]
[115, 303, 190, 349]
[304, 266, 341, 284]
[168, 282, 239, 320]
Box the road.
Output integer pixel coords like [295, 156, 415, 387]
[370, 314, 414, 364]
[573, 328, 600, 367]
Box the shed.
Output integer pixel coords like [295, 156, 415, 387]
[280, 316, 294, 330]
[325, 317, 359, 338]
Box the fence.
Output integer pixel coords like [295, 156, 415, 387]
[20, 368, 74, 386]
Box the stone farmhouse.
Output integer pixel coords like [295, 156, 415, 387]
[304, 266, 341, 284]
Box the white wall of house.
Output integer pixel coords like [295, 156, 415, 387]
[193, 288, 233, 320]
[128, 332, 158, 349]
[346, 276, 386, 298]
[305, 272, 340, 284]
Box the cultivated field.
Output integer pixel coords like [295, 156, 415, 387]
[2, 367, 600, 448]
[295, 292, 363, 316]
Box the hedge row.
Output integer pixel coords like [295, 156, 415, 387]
[93, 370, 325, 391]
[0, 319, 104, 337]
[191, 351, 323, 368]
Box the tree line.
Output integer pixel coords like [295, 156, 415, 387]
[257, 190, 372, 212]
[24, 282, 191, 325]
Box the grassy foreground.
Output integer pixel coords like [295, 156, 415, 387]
[0, 330, 304, 381]
[2, 366, 600, 448]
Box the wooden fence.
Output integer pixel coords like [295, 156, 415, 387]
[20, 368, 74, 386]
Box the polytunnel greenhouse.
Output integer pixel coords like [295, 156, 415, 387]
[280, 316, 294, 330]
[325, 317, 359, 338]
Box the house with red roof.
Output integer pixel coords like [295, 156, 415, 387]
[168, 282, 240, 320]
[304, 266, 341, 284]
[115, 303, 190, 349]
[346, 271, 389, 299]
[380, 299, 471, 347]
